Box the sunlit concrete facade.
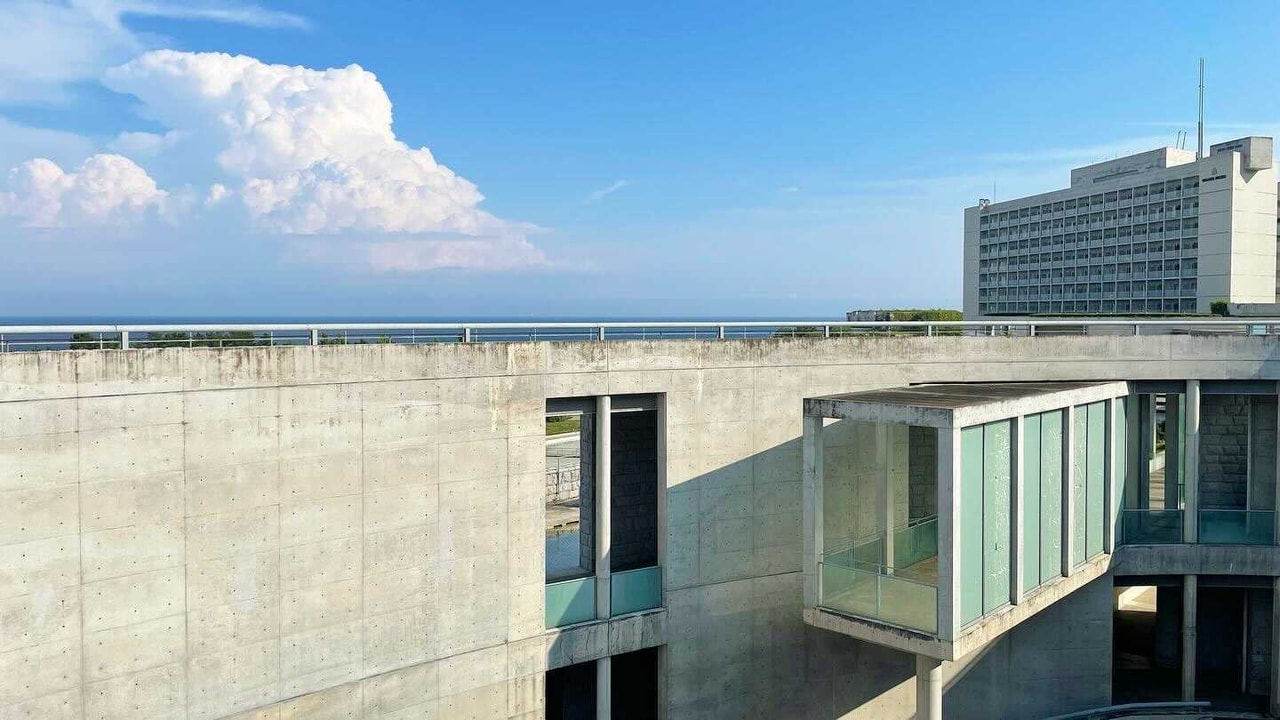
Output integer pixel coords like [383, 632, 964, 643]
[3, 336, 1280, 718]
[964, 136, 1278, 317]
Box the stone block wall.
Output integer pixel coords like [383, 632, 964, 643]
[610, 409, 658, 572]
[1199, 394, 1250, 509]
[545, 465, 581, 504]
[1251, 396, 1277, 511]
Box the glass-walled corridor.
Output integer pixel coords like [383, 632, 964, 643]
[820, 420, 939, 634]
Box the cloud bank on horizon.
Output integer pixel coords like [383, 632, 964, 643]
[0, 2, 547, 273]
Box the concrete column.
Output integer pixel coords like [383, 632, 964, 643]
[597, 655, 612, 720]
[1011, 415, 1025, 604]
[802, 414, 824, 607]
[1184, 382, 1200, 543]
[915, 654, 943, 720]
[596, 395, 612, 619]
[1063, 405, 1077, 575]
[1270, 576, 1280, 716]
[877, 423, 894, 573]
[937, 426, 960, 642]
[1182, 574, 1197, 701]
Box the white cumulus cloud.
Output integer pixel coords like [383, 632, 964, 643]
[3, 48, 546, 271]
[103, 50, 511, 239]
[0, 154, 168, 227]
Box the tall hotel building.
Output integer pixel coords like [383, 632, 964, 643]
[963, 136, 1278, 317]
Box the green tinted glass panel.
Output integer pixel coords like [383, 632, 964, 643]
[821, 562, 878, 618]
[611, 566, 662, 616]
[1114, 398, 1127, 543]
[1086, 402, 1106, 559]
[959, 426, 984, 625]
[1072, 408, 1087, 567]
[1198, 510, 1276, 545]
[879, 575, 938, 634]
[546, 577, 596, 628]
[982, 421, 1011, 614]
[1021, 414, 1042, 594]
[1040, 410, 1063, 582]
[892, 519, 938, 570]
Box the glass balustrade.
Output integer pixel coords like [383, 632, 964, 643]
[1198, 510, 1276, 545]
[546, 577, 597, 628]
[819, 559, 938, 634]
[610, 566, 662, 616]
[1121, 509, 1183, 544]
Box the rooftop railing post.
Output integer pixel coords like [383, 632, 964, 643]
[1133, 324, 1141, 336]
[597, 326, 605, 341]
[119, 331, 129, 350]
[463, 327, 472, 343]
[926, 324, 934, 337]
[823, 325, 830, 339]
[1029, 324, 1037, 337]
[717, 325, 726, 340]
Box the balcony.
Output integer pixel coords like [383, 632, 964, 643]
[1119, 385, 1280, 552]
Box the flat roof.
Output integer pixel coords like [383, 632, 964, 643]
[805, 381, 1129, 428]
[812, 381, 1107, 410]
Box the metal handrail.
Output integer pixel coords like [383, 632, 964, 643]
[0, 318, 1277, 351]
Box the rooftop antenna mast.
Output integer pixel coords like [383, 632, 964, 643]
[1196, 58, 1205, 159]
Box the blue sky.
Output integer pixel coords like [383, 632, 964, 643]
[2, 1, 1279, 319]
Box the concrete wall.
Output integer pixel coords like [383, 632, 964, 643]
[943, 574, 1113, 719]
[908, 425, 938, 521]
[1248, 587, 1272, 698]
[2, 335, 1280, 719]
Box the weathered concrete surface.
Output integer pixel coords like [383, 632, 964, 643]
[0, 335, 1279, 719]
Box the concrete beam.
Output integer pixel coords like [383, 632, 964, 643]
[802, 414, 824, 608]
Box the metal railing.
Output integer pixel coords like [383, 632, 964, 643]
[1, 318, 1279, 352]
